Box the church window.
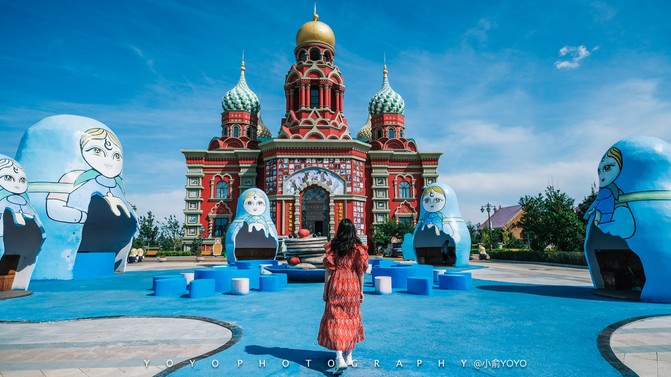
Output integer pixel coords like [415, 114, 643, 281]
[233, 126, 240, 137]
[376, 129, 383, 139]
[299, 50, 307, 62]
[398, 216, 411, 225]
[388, 128, 395, 139]
[246, 126, 251, 138]
[216, 181, 229, 199]
[324, 51, 332, 63]
[213, 217, 229, 237]
[309, 48, 321, 61]
[310, 85, 319, 108]
[223, 126, 229, 137]
[399, 181, 411, 199]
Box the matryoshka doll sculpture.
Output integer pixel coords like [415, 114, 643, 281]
[411, 182, 471, 267]
[0, 155, 46, 290]
[16, 115, 138, 280]
[225, 188, 279, 265]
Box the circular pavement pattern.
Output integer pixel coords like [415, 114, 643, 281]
[0, 316, 241, 376]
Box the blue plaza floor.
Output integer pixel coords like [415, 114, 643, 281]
[1, 261, 670, 376]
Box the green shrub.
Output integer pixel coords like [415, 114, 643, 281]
[155, 251, 193, 257]
[488, 250, 586, 266]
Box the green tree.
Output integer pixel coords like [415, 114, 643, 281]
[467, 221, 481, 245]
[159, 215, 184, 251]
[517, 186, 584, 251]
[372, 220, 415, 253]
[135, 211, 160, 248]
[576, 184, 598, 226]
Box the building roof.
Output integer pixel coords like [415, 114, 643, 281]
[478, 204, 523, 230]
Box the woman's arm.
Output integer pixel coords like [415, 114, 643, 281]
[358, 273, 365, 302]
[323, 268, 332, 302]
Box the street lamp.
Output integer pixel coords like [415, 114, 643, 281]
[481, 203, 495, 251]
[195, 224, 205, 255]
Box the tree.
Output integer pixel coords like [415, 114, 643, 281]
[159, 215, 184, 251]
[517, 186, 584, 251]
[576, 183, 598, 226]
[372, 220, 415, 253]
[135, 211, 160, 248]
[467, 221, 481, 245]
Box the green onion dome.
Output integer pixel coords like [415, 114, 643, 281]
[222, 61, 260, 114]
[368, 65, 405, 116]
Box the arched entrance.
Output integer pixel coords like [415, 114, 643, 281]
[301, 186, 329, 236]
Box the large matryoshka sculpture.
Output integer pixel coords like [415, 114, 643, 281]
[225, 188, 278, 265]
[0, 155, 46, 290]
[411, 183, 471, 267]
[585, 136, 671, 303]
[16, 115, 138, 280]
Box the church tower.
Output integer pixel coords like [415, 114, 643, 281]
[278, 9, 350, 140]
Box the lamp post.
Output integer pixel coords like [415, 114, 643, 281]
[481, 203, 494, 251]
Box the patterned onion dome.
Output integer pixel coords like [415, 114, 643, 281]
[357, 114, 372, 139]
[296, 11, 335, 47]
[368, 65, 405, 116]
[222, 61, 260, 114]
[257, 113, 273, 138]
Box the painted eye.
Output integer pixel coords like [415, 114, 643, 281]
[604, 165, 612, 172]
[3, 175, 14, 182]
[113, 152, 121, 160]
[19, 177, 26, 183]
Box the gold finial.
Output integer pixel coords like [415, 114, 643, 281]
[313, 3, 319, 21]
[241, 50, 245, 71]
[383, 53, 388, 76]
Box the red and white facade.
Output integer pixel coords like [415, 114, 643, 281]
[182, 12, 441, 250]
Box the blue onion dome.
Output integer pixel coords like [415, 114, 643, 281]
[222, 61, 261, 113]
[368, 65, 405, 116]
[357, 114, 372, 139]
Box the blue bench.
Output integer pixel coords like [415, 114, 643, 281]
[259, 275, 285, 292]
[371, 263, 433, 289]
[235, 260, 280, 289]
[189, 279, 216, 298]
[407, 276, 432, 295]
[369, 258, 396, 268]
[438, 272, 472, 290]
[152, 275, 183, 291]
[154, 277, 186, 297]
[194, 267, 253, 293]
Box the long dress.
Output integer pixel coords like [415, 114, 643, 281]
[318, 242, 369, 351]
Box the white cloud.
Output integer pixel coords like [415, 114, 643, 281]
[555, 45, 593, 69]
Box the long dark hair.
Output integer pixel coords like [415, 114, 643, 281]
[331, 218, 362, 257]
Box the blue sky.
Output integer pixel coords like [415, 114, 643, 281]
[2, 0, 671, 225]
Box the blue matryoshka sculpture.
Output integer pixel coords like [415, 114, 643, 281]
[16, 115, 138, 280]
[585, 136, 671, 302]
[411, 183, 471, 267]
[225, 188, 279, 265]
[0, 155, 46, 290]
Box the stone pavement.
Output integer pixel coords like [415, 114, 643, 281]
[0, 317, 236, 377]
[609, 316, 671, 377]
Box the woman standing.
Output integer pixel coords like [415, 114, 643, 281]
[318, 218, 369, 374]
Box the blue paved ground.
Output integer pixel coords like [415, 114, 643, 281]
[1, 268, 670, 376]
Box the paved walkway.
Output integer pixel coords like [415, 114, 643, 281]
[610, 316, 671, 377]
[0, 317, 236, 377]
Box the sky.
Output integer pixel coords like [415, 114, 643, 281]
[1, 0, 671, 226]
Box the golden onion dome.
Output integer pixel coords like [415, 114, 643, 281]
[296, 12, 335, 47]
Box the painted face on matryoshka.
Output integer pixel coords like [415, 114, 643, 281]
[597, 147, 622, 188]
[244, 192, 267, 216]
[422, 186, 446, 213]
[80, 128, 123, 179]
[0, 159, 28, 194]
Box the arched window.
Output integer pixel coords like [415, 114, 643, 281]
[298, 50, 307, 62]
[324, 51, 332, 63]
[246, 126, 251, 138]
[388, 128, 396, 139]
[213, 217, 229, 237]
[400, 129, 404, 138]
[216, 181, 229, 199]
[309, 48, 321, 61]
[223, 126, 229, 137]
[376, 129, 383, 140]
[233, 126, 240, 138]
[399, 181, 411, 199]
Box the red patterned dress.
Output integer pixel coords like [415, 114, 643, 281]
[318, 242, 369, 351]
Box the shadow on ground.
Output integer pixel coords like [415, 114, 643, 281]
[476, 284, 629, 301]
[245, 345, 332, 375]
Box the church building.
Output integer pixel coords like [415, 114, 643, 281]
[182, 11, 441, 250]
